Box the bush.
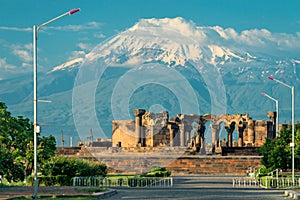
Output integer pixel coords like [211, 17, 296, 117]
[41, 156, 107, 178]
[56, 175, 71, 186]
[143, 166, 171, 177]
[27, 175, 70, 186]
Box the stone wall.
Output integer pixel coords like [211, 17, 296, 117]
[58, 147, 262, 175]
[84, 155, 261, 176]
[168, 156, 261, 175]
[112, 120, 136, 147]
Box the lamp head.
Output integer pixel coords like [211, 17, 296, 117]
[69, 8, 80, 15]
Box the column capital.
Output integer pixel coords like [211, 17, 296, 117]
[134, 109, 146, 117]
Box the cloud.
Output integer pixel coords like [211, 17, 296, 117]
[67, 43, 96, 60]
[94, 33, 106, 38]
[77, 43, 93, 51]
[0, 26, 31, 32]
[0, 58, 17, 79]
[46, 21, 102, 32]
[68, 51, 86, 60]
[0, 58, 16, 70]
[0, 21, 102, 33]
[13, 49, 32, 63]
[0, 57, 32, 80]
[208, 24, 300, 56]
[11, 43, 32, 63]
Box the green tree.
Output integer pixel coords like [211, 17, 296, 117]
[258, 122, 300, 171]
[0, 101, 56, 182]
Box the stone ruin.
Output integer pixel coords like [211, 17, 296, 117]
[112, 109, 277, 154]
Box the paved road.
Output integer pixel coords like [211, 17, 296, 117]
[104, 176, 286, 200]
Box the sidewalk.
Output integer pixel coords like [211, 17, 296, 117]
[0, 186, 99, 199]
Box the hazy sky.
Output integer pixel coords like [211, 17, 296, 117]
[1, 0, 300, 78]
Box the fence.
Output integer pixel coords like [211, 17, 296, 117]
[233, 177, 300, 189]
[73, 176, 173, 188]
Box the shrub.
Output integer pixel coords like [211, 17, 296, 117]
[41, 156, 107, 178]
[143, 166, 171, 177]
[27, 175, 70, 186]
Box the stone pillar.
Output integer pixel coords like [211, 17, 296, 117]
[134, 109, 146, 147]
[198, 123, 206, 154]
[179, 124, 185, 147]
[185, 125, 192, 146]
[170, 129, 174, 147]
[168, 122, 178, 147]
[191, 124, 200, 151]
[149, 125, 154, 147]
[228, 131, 232, 147]
[225, 123, 234, 147]
[238, 126, 244, 147]
[247, 119, 255, 146]
[211, 124, 219, 152]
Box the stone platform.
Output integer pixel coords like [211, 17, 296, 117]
[64, 147, 262, 175]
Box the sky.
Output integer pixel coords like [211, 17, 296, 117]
[1, 0, 300, 79]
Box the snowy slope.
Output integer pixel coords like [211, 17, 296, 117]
[50, 17, 300, 78]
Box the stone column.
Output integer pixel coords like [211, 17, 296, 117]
[198, 123, 206, 154]
[134, 109, 146, 147]
[238, 123, 246, 147]
[185, 125, 192, 146]
[179, 124, 185, 147]
[211, 124, 219, 152]
[149, 125, 154, 147]
[168, 123, 178, 147]
[247, 119, 255, 146]
[225, 123, 234, 147]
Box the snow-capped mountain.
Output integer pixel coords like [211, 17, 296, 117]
[50, 17, 299, 75]
[2, 17, 300, 145]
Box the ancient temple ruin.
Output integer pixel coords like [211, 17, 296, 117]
[112, 109, 277, 154]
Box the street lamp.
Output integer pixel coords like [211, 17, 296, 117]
[262, 92, 279, 136]
[268, 76, 295, 186]
[33, 8, 80, 199]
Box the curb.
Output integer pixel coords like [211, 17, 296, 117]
[284, 190, 299, 200]
[91, 189, 117, 198]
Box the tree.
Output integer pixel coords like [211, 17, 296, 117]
[258, 122, 300, 172]
[0, 101, 56, 182]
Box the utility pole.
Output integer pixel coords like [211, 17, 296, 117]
[90, 128, 93, 146]
[61, 130, 65, 149]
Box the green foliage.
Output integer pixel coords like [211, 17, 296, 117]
[258, 122, 300, 171]
[27, 175, 70, 186]
[142, 166, 171, 177]
[256, 166, 268, 177]
[0, 101, 56, 182]
[260, 176, 273, 187]
[41, 156, 107, 178]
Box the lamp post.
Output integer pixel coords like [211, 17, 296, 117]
[262, 92, 279, 136]
[268, 76, 295, 186]
[33, 8, 80, 199]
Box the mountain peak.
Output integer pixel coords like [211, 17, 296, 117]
[50, 17, 300, 73]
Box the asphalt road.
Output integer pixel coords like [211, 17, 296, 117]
[103, 176, 286, 200]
